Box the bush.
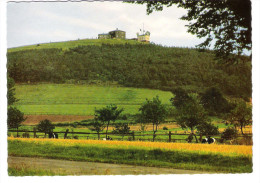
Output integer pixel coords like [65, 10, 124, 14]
[221, 127, 238, 141]
[162, 126, 168, 130]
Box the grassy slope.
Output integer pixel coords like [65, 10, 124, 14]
[8, 39, 146, 52]
[14, 84, 173, 115]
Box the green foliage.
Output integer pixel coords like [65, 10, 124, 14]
[227, 100, 252, 134]
[95, 104, 123, 138]
[89, 120, 105, 140]
[7, 107, 25, 129]
[112, 123, 131, 138]
[200, 87, 233, 116]
[221, 127, 238, 141]
[162, 126, 168, 130]
[170, 88, 192, 109]
[175, 94, 209, 134]
[36, 119, 55, 135]
[196, 121, 219, 136]
[7, 43, 251, 99]
[139, 96, 167, 140]
[132, 0, 251, 59]
[7, 76, 18, 105]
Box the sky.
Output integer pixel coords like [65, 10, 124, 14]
[7, 1, 204, 48]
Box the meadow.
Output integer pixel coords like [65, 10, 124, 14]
[8, 137, 252, 174]
[14, 83, 173, 115]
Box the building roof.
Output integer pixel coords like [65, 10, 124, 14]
[109, 29, 125, 33]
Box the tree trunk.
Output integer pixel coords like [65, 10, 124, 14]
[98, 132, 100, 140]
[106, 121, 110, 139]
[241, 125, 244, 135]
[16, 127, 18, 137]
[152, 123, 155, 142]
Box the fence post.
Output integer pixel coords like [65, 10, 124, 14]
[33, 127, 37, 138]
[169, 131, 172, 142]
[132, 131, 135, 141]
[64, 129, 69, 139]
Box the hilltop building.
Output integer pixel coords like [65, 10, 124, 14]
[98, 28, 126, 39]
[137, 31, 150, 42]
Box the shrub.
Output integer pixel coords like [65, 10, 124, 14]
[162, 126, 168, 130]
[221, 127, 238, 141]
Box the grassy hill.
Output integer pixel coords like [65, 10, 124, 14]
[7, 39, 251, 100]
[14, 84, 173, 115]
[8, 39, 146, 53]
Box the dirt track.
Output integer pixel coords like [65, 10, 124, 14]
[8, 156, 208, 175]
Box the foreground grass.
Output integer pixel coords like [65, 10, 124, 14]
[14, 84, 173, 115]
[8, 138, 252, 173]
[8, 167, 65, 176]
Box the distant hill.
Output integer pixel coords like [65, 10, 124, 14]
[7, 39, 251, 99]
[8, 38, 147, 53]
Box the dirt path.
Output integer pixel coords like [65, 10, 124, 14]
[8, 156, 208, 175]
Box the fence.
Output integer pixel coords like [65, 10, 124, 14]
[8, 129, 252, 143]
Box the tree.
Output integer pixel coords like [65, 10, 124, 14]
[89, 120, 105, 140]
[112, 123, 130, 140]
[196, 121, 219, 142]
[7, 107, 26, 136]
[139, 96, 167, 141]
[170, 88, 192, 109]
[37, 119, 55, 137]
[175, 94, 209, 142]
[94, 104, 124, 139]
[227, 100, 252, 135]
[7, 76, 18, 105]
[200, 87, 233, 115]
[130, 0, 251, 60]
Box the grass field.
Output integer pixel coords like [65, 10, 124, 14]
[14, 84, 173, 115]
[8, 138, 252, 173]
[8, 39, 147, 52]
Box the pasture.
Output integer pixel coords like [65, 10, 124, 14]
[8, 137, 252, 174]
[14, 84, 173, 115]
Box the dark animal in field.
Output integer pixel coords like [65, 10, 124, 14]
[103, 136, 112, 140]
[202, 137, 215, 144]
[48, 132, 58, 139]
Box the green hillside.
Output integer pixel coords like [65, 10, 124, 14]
[14, 84, 173, 115]
[8, 39, 146, 53]
[7, 39, 251, 99]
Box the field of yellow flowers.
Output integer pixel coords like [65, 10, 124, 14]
[8, 137, 252, 156]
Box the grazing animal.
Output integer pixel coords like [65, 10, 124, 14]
[48, 132, 58, 139]
[202, 137, 215, 144]
[103, 136, 112, 141]
[202, 138, 208, 144]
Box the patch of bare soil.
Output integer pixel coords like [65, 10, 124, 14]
[8, 156, 208, 175]
[23, 115, 94, 125]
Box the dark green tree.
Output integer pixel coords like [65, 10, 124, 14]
[89, 120, 105, 140]
[196, 121, 219, 142]
[7, 107, 26, 136]
[7, 76, 18, 105]
[130, 0, 251, 60]
[37, 119, 55, 137]
[175, 94, 209, 143]
[227, 100, 252, 135]
[139, 96, 167, 141]
[113, 123, 131, 140]
[200, 87, 233, 115]
[94, 104, 124, 139]
[170, 88, 192, 109]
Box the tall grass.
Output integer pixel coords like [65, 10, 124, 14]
[8, 138, 252, 173]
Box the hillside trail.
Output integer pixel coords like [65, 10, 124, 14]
[8, 156, 209, 175]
